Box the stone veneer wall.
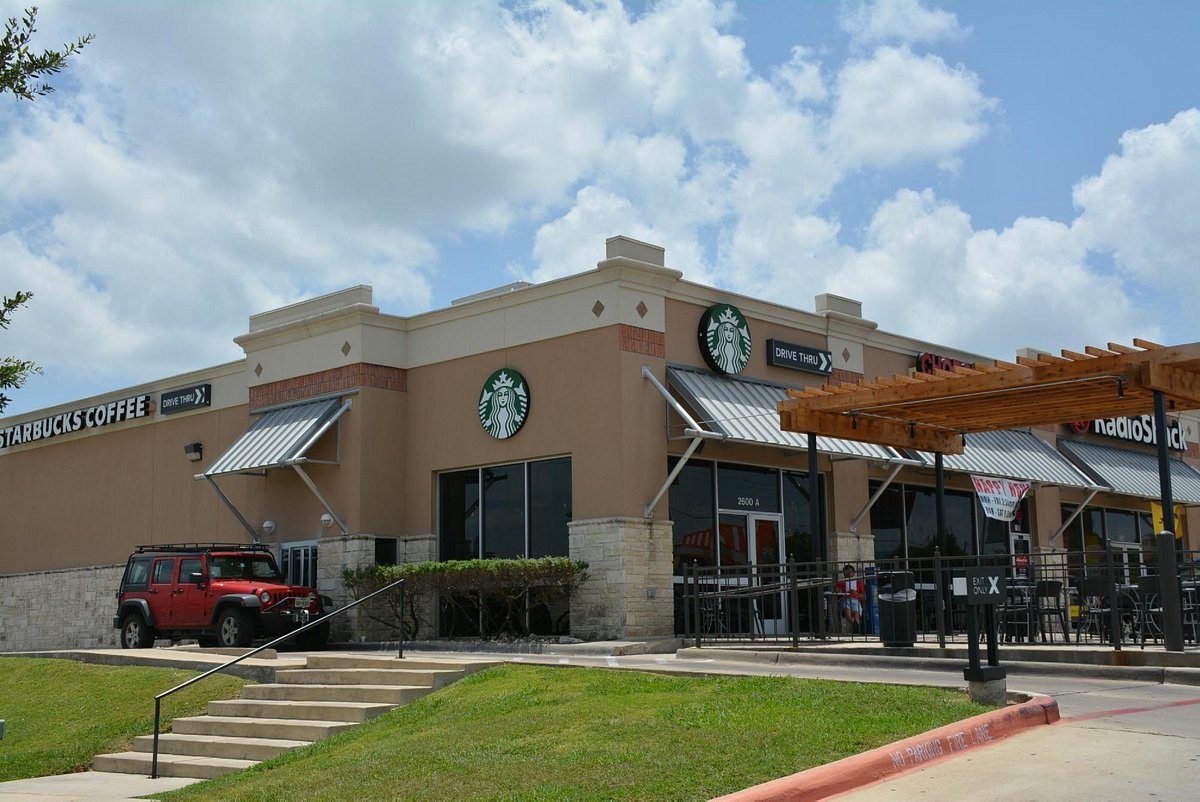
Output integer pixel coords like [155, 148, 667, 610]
[0, 564, 125, 652]
[568, 517, 674, 640]
[317, 533, 437, 643]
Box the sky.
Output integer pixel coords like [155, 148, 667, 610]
[2, 0, 1199, 417]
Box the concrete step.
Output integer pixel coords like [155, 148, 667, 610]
[273, 667, 462, 688]
[92, 750, 257, 780]
[172, 714, 357, 741]
[303, 654, 499, 674]
[243, 682, 432, 705]
[208, 698, 393, 723]
[133, 732, 309, 761]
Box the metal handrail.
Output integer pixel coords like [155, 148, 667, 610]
[150, 576, 406, 778]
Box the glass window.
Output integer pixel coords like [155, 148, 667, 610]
[1106, 509, 1138, 544]
[669, 459, 715, 573]
[375, 537, 398, 566]
[439, 470, 480, 560]
[782, 470, 824, 563]
[482, 464, 526, 558]
[719, 512, 750, 568]
[944, 490, 974, 557]
[869, 483, 905, 562]
[123, 557, 151, 590]
[717, 463, 780, 513]
[904, 488, 939, 559]
[529, 457, 572, 557]
[152, 559, 175, 585]
[180, 558, 202, 581]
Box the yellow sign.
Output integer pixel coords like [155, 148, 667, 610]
[1150, 501, 1184, 538]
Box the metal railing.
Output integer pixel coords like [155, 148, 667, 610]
[682, 545, 1199, 652]
[150, 577, 406, 779]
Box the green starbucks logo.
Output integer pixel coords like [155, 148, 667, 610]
[479, 369, 530, 439]
[698, 304, 752, 375]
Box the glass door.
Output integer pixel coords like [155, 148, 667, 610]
[750, 514, 786, 635]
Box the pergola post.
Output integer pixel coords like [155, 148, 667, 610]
[1153, 390, 1184, 651]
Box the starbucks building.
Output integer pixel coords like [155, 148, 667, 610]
[2, 235, 1199, 651]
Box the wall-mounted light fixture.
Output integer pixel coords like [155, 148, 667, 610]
[183, 442, 203, 462]
[320, 513, 334, 529]
[262, 520, 276, 536]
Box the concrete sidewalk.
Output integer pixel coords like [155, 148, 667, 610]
[2, 642, 1199, 800]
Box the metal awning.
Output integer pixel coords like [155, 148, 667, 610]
[665, 365, 917, 464]
[198, 397, 352, 538]
[1058, 439, 1200, 504]
[205, 398, 345, 477]
[916, 430, 1104, 490]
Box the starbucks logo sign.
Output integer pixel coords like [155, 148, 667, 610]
[698, 304, 752, 375]
[478, 369, 530, 439]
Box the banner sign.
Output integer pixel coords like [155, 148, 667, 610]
[970, 475, 1030, 521]
[1, 394, 152, 450]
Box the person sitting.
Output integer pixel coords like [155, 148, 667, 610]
[836, 563, 864, 634]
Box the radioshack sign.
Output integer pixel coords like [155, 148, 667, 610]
[0, 395, 152, 450]
[1071, 416, 1188, 451]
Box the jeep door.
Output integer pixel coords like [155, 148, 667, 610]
[147, 557, 178, 627]
[173, 556, 210, 627]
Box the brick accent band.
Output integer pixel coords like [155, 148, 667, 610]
[831, 367, 863, 385]
[251, 363, 407, 407]
[619, 324, 666, 358]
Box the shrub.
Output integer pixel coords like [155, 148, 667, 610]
[343, 557, 589, 639]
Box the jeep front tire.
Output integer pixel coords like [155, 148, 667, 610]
[216, 608, 252, 648]
[120, 612, 154, 649]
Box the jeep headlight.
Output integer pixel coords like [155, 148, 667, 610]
[259, 591, 271, 604]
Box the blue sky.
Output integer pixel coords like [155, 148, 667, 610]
[3, 0, 1199, 417]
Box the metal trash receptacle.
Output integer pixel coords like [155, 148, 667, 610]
[878, 571, 917, 647]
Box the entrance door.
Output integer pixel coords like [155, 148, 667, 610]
[717, 512, 786, 635]
[750, 515, 786, 635]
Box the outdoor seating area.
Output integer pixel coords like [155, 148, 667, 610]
[681, 548, 1200, 652]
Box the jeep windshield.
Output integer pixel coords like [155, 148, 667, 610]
[209, 555, 282, 581]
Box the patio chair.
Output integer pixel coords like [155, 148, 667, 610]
[1134, 575, 1163, 648]
[1075, 577, 1112, 644]
[1034, 580, 1070, 643]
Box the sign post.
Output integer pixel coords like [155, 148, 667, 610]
[953, 566, 1007, 705]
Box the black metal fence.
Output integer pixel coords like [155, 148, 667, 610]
[681, 545, 1199, 651]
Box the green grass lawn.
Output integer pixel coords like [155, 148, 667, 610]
[0, 657, 245, 782]
[160, 664, 990, 802]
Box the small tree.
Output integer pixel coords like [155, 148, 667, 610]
[1, 6, 93, 100]
[1, 292, 40, 412]
[1, 7, 92, 411]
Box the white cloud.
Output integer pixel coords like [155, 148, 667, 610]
[828, 46, 995, 170]
[1072, 108, 1200, 287]
[840, 0, 967, 47]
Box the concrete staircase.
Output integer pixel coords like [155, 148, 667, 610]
[93, 653, 498, 780]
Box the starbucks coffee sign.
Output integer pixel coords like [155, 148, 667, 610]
[478, 369, 530, 439]
[698, 304, 752, 375]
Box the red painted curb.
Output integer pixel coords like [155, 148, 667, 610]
[712, 695, 1060, 802]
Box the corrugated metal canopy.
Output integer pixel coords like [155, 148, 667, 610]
[205, 398, 344, 477]
[666, 366, 917, 464]
[1058, 439, 1200, 504]
[915, 430, 1104, 489]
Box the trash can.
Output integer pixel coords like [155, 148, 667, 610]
[878, 571, 917, 647]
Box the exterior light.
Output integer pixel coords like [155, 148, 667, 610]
[262, 520, 276, 536]
[183, 442, 203, 462]
[320, 513, 334, 528]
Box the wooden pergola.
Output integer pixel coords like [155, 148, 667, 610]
[779, 339, 1200, 455]
[777, 339, 1200, 651]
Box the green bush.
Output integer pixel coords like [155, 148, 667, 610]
[343, 557, 588, 639]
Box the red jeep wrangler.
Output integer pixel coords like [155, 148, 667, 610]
[113, 543, 329, 649]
